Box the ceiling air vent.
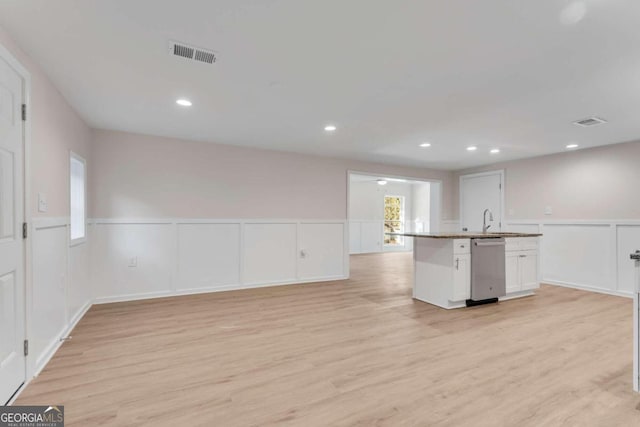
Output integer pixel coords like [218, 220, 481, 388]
[169, 41, 217, 65]
[573, 117, 607, 127]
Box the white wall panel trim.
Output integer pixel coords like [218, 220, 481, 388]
[90, 218, 349, 303]
[507, 220, 636, 298]
[93, 275, 346, 305]
[508, 219, 640, 226]
[91, 218, 173, 225]
[91, 218, 348, 224]
[33, 300, 91, 376]
[543, 279, 632, 298]
[29, 218, 93, 385]
[33, 217, 68, 230]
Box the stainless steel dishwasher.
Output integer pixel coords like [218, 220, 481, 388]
[467, 238, 506, 306]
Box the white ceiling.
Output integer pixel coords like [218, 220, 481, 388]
[1, 0, 640, 170]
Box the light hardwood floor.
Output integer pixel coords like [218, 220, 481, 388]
[16, 253, 640, 426]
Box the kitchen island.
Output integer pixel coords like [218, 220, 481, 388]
[390, 232, 542, 309]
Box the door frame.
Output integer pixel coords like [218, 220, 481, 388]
[347, 170, 444, 258]
[0, 41, 33, 402]
[347, 170, 443, 232]
[459, 170, 505, 231]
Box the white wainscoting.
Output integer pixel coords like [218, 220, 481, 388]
[298, 222, 346, 280]
[177, 223, 241, 292]
[348, 220, 413, 254]
[30, 218, 92, 376]
[507, 220, 640, 298]
[91, 219, 349, 304]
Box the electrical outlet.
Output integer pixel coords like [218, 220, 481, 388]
[544, 206, 553, 215]
[128, 257, 137, 267]
[508, 209, 515, 216]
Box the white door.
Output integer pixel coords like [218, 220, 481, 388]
[632, 250, 639, 392]
[460, 171, 503, 232]
[0, 54, 26, 404]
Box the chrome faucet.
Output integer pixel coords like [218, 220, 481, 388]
[482, 209, 493, 233]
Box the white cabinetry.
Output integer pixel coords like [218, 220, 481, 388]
[505, 238, 539, 294]
[412, 236, 539, 309]
[452, 240, 470, 301]
[414, 238, 470, 308]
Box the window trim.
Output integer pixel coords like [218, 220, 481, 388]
[69, 151, 87, 246]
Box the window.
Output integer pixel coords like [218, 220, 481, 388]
[70, 152, 86, 242]
[384, 195, 404, 246]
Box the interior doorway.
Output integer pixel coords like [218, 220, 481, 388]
[459, 170, 504, 232]
[347, 172, 442, 255]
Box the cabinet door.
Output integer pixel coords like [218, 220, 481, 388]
[505, 252, 520, 294]
[520, 251, 539, 290]
[452, 254, 470, 301]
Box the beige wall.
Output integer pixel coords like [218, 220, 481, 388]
[453, 141, 640, 220]
[91, 129, 454, 220]
[0, 25, 91, 218]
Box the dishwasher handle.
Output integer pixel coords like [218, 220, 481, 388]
[474, 240, 506, 247]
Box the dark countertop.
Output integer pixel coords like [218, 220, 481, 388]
[388, 231, 542, 239]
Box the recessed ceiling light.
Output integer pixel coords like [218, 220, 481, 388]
[376, 179, 387, 186]
[566, 144, 579, 149]
[467, 146, 477, 151]
[419, 143, 431, 148]
[490, 148, 500, 154]
[176, 99, 192, 107]
[324, 125, 337, 132]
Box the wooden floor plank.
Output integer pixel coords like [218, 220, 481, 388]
[16, 252, 640, 426]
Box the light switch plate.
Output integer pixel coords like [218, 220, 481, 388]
[128, 257, 137, 267]
[37, 193, 47, 212]
[544, 206, 553, 215]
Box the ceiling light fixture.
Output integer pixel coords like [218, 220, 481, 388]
[467, 146, 477, 151]
[376, 179, 387, 186]
[490, 148, 500, 154]
[324, 125, 337, 132]
[419, 143, 431, 148]
[176, 99, 192, 107]
[566, 144, 579, 149]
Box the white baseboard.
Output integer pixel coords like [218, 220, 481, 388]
[542, 279, 633, 299]
[33, 299, 92, 376]
[499, 290, 536, 301]
[8, 299, 93, 406]
[94, 274, 349, 305]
